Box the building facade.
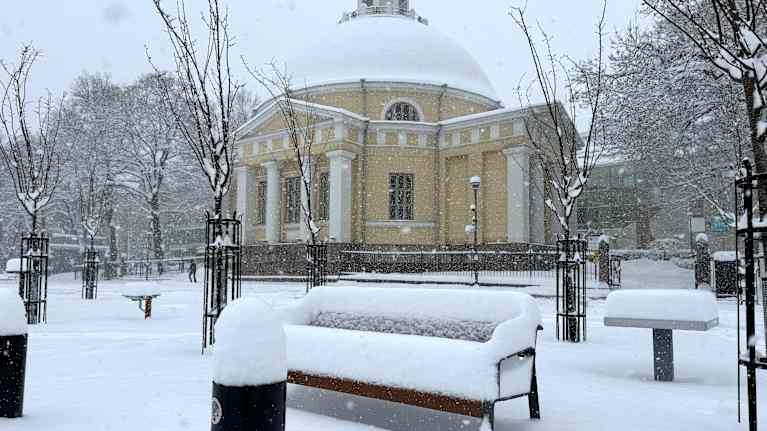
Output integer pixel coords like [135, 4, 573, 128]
[233, 1, 567, 246]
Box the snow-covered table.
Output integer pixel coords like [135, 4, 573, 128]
[121, 284, 161, 319]
[279, 286, 543, 430]
[604, 289, 718, 382]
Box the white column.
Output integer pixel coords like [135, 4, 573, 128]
[235, 166, 250, 243]
[262, 161, 281, 243]
[530, 161, 546, 243]
[327, 150, 357, 243]
[503, 146, 530, 243]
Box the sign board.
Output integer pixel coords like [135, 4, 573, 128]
[690, 217, 706, 233]
[710, 216, 730, 233]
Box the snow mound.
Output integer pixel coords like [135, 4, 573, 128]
[605, 289, 718, 323]
[213, 298, 287, 387]
[0, 287, 27, 335]
[713, 251, 737, 262]
[5, 258, 27, 273]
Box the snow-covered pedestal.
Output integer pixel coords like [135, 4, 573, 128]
[0, 287, 28, 418]
[211, 299, 286, 431]
[604, 289, 718, 382]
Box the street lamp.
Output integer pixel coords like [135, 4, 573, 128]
[470, 176, 481, 285]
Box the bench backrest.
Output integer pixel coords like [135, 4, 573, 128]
[287, 286, 540, 343]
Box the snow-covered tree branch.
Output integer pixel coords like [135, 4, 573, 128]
[248, 62, 323, 244]
[643, 0, 767, 216]
[509, 3, 608, 239]
[149, 0, 244, 217]
[0, 45, 65, 235]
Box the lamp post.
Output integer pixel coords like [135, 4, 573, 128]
[470, 176, 481, 286]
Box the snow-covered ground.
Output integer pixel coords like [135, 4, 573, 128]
[0, 260, 758, 430]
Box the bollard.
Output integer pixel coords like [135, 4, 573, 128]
[598, 235, 610, 285]
[695, 234, 711, 290]
[0, 288, 28, 418]
[211, 298, 287, 431]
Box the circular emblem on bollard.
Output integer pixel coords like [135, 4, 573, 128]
[211, 398, 223, 425]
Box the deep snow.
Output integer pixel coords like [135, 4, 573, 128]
[0, 259, 759, 431]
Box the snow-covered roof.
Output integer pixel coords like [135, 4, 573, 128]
[285, 15, 498, 101]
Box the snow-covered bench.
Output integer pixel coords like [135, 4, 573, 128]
[604, 289, 718, 382]
[280, 287, 543, 429]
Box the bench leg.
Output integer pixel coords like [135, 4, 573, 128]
[144, 297, 153, 320]
[481, 406, 495, 431]
[529, 362, 541, 419]
[653, 329, 673, 382]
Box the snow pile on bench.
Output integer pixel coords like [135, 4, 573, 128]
[605, 289, 718, 323]
[0, 287, 27, 336]
[282, 286, 541, 400]
[712, 251, 737, 262]
[311, 312, 498, 342]
[213, 298, 287, 387]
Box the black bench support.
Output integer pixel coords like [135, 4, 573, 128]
[653, 328, 674, 382]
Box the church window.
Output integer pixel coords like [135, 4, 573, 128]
[256, 181, 267, 225]
[286, 177, 302, 224]
[389, 174, 414, 220]
[317, 173, 330, 221]
[385, 102, 420, 122]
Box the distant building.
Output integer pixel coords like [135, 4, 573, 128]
[576, 157, 657, 249]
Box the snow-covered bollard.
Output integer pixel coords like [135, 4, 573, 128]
[211, 299, 287, 431]
[0, 288, 28, 418]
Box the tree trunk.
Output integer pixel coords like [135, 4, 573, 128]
[103, 200, 117, 279]
[30, 211, 37, 236]
[150, 195, 164, 274]
[743, 77, 767, 218]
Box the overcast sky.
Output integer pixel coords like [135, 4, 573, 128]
[0, 0, 646, 112]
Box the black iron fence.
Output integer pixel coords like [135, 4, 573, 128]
[337, 248, 600, 285]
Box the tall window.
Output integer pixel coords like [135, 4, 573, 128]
[385, 102, 420, 122]
[389, 174, 414, 220]
[256, 181, 267, 225]
[318, 173, 330, 221]
[286, 177, 302, 224]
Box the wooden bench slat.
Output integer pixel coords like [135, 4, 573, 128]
[287, 371, 488, 417]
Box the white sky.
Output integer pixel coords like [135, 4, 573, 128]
[0, 0, 645, 117]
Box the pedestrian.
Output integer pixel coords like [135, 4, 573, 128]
[188, 260, 197, 283]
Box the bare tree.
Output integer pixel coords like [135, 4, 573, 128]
[149, 0, 243, 218]
[642, 0, 767, 216]
[0, 45, 65, 234]
[509, 3, 607, 240]
[248, 63, 322, 244]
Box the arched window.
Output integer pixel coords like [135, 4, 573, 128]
[385, 102, 420, 122]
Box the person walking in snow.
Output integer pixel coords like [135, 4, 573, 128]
[188, 260, 197, 283]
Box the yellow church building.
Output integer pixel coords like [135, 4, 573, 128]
[233, 0, 566, 247]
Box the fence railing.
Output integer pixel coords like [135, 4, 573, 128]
[338, 249, 600, 285]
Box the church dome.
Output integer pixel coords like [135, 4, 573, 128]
[286, 12, 498, 101]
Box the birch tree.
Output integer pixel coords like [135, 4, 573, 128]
[0, 45, 65, 235]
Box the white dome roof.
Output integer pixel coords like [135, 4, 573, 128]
[286, 15, 498, 101]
